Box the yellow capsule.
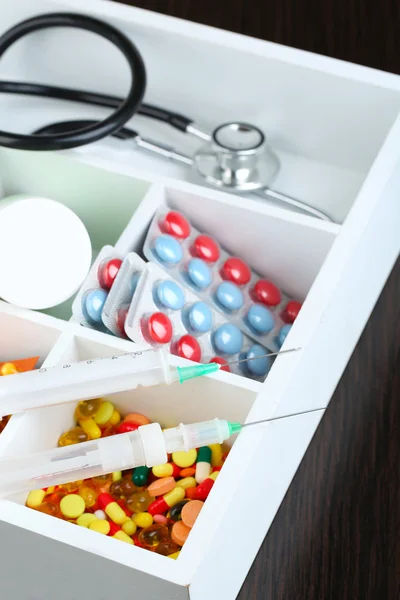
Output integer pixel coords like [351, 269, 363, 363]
[113, 530, 134, 544]
[0, 362, 19, 376]
[89, 519, 110, 535]
[77, 513, 98, 528]
[168, 551, 180, 560]
[105, 501, 128, 525]
[208, 444, 223, 467]
[26, 489, 45, 508]
[122, 519, 137, 536]
[58, 427, 88, 447]
[79, 418, 102, 440]
[210, 471, 219, 482]
[172, 449, 197, 468]
[109, 410, 121, 426]
[74, 398, 103, 421]
[164, 486, 185, 508]
[133, 512, 153, 528]
[152, 464, 173, 478]
[94, 401, 115, 425]
[176, 477, 196, 491]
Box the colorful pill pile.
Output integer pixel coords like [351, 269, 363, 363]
[0, 356, 39, 434]
[25, 398, 229, 559]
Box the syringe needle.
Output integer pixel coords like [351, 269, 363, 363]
[242, 406, 325, 428]
[227, 347, 301, 366]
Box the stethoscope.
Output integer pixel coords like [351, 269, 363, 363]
[0, 13, 332, 222]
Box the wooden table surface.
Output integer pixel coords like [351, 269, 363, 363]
[115, 2, 400, 597]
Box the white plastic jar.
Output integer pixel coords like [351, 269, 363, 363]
[0, 195, 92, 309]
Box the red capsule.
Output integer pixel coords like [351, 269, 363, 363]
[108, 522, 122, 536]
[193, 235, 220, 263]
[176, 335, 201, 362]
[281, 300, 302, 323]
[147, 312, 173, 344]
[98, 258, 122, 290]
[221, 257, 251, 286]
[162, 211, 191, 239]
[252, 279, 281, 306]
[209, 356, 230, 372]
[194, 472, 219, 501]
[116, 421, 139, 434]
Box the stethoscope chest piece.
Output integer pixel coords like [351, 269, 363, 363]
[193, 122, 280, 192]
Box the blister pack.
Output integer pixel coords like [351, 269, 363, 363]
[101, 252, 146, 337]
[143, 207, 302, 351]
[72, 245, 123, 330]
[124, 261, 272, 380]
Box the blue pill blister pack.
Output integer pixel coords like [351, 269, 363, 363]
[101, 252, 146, 337]
[143, 205, 299, 352]
[72, 245, 120, 331]
[124, 261, 272, 380]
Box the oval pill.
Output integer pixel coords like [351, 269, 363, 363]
[27, 490, 46, 508]
[281, 300, 302, 323]
[213, 323, 243, 355]
[89, 519, 110, 535]
[93, 402, 115, 425]
[221, 257, 251, 285]
[181, 500, 204, 528]
[193, 234, 220, 262]
[154, 234, 183, 264]
[209, 356, 230, 372]
[171, 520, 191, 546]
[278, 324, 292, 348]
[124, 413, 151, 426]
[153, 514, 168, 525]
[215, 281, 244, 312]
[77, 513, 98, 528]
[122, 519, 137, 536]
[147, 312, 173, 344]
[60, 494, 86, 519]
[187, 258, 212, 290]
[133, 512, 154, 528]
[246, 344, 271, 376]
[246, 304, 275, 334]
[176, 335, 202, 362]
[147, 477, 176, 497]
[79, 418, 101, 439]
[163, 211, 191, 239]
[172, 449, 197, 468]
[82, 288, 107, 324]
[156, 280, 185, 310]
[252, 279, 281, 306]
[98, 258, 122, 290]
[188, 301, 213, 333]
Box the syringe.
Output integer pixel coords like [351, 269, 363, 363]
[0, 409, 323, 497]
[0, 349, 219, 420]
[0, 347, 299, 419]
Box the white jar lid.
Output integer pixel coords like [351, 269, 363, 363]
[0, 196, 92, 309]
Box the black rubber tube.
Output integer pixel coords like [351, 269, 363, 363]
[0, 13, 146, 150]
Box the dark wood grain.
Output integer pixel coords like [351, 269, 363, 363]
[114, 2, 400, 597]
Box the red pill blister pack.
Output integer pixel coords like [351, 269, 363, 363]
[101, 252, 146, 337]
[143, 206, 302, 352]
[72, 245, 123, 331]
[124, 261, 271, 380]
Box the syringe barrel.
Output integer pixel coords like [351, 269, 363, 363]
[0, 423, 167, 497]
[0, 350, 170, 418]
[163, 418, 231, 453]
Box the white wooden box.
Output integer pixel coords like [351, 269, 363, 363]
[0, 1, 399, 599]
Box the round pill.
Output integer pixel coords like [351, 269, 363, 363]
[124, 413, 151, 426]
[221, 257, 251, 286]
[94, 509, 106, 520]
[176, 335, 202, 362]
[98, 258, 122, 290]
[171, 520, 191, 546]
[213, 323, 243, 355]
[246, 344, 271, 376]
[82, 288, 107, 324]
[187, 258, 212, 290]
[116, 421, 139, 434]
[60, 494, 86, 519]
[215, 281, 244, 311]
[172, 449, 197, 468]
[162, 211, 191, 239]
[147, 477, 176, 497]
[154, 234, 183, 264]
[181, 500, 204, 528]
[281, 300, 302, 323]
[77, 513, 98, 528]
[278, 324, 292, 348]
[156, 280, 185, 310]
[209, 356, 231, 372]
[193, 235, 220, 262]
[246, 304, 275, 334]
[188, 302, 213, 333]
[252, 279, 281, 306]
[147, 312, 173, 344]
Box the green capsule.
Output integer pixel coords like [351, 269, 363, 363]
[132, 465, 150, 486]
[196, 446, 212, 463]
